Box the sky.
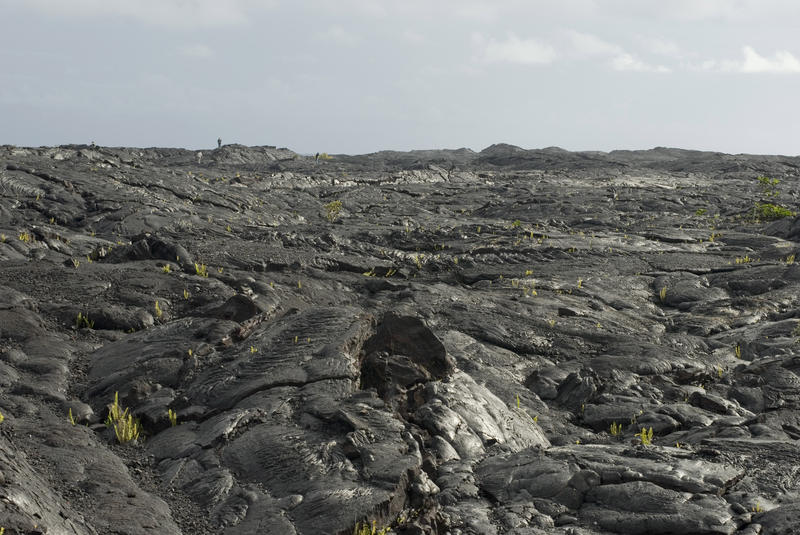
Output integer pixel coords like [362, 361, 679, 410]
[2, 0, 800, 155]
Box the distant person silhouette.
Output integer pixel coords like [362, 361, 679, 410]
[218, 138, 222, 148]
[315, 152, 320, 163]
[196, 152, 203, 164]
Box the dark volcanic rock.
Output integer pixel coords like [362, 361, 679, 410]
[2, 143, 800, 534]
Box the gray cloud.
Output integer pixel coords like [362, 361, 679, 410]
[2, 0, 800, 154]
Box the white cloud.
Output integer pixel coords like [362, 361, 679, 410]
[10, 0, 275, 28]
[566, 30, 622, 57]
[472, 32, 556, 65]
[317, 26, 360, 46]
[612, 53, 670, 73]
[702, 46, 800, 73]
[179, 44, 214, 59]
[737, 46, 800, 73]
[563, 30, 670, 72]
[637, 36, 683, 59]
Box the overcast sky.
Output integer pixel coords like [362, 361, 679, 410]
[2, 0, 800, 155]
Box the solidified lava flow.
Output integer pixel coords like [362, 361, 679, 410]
[2, 142, 800, 534]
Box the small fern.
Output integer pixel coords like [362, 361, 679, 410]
[194, 262, 208, 277]
[635, 426, 654, 446]
[610, 422, 622, 436]
[105, 392, 141, 444]
[353, 521, 391, 535]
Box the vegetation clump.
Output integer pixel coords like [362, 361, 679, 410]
[194, 262, 209, 277]
[757, 175, 780, 197]
[324, 200, 343, 222]
[753, 202, 795, 221]
[751, 176, 795, 221]
[353, 521, 391, 535]
[610, 422, 623, 436]
[635, 426, 654, 446]
[105, 392, 141, 444]
[76, 312, 94, 329]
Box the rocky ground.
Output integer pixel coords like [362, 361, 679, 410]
[2, 142, 800, 534]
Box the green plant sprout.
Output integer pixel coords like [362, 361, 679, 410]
[610, 422, 622, 436]
[68, 408, 76, 426]
[324, 200, 343, 222]
[154, 300, 163, 319]
[76, 312, 94, 329]
[635, 427, 654, 446]
[105, 392, 141, 444]
[757, 176, 780, 197]
[168, 409, 178, 427]
[659, 287, 667, 302]
[353, 520, 391, 535]
[194, 262, 209, 277]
